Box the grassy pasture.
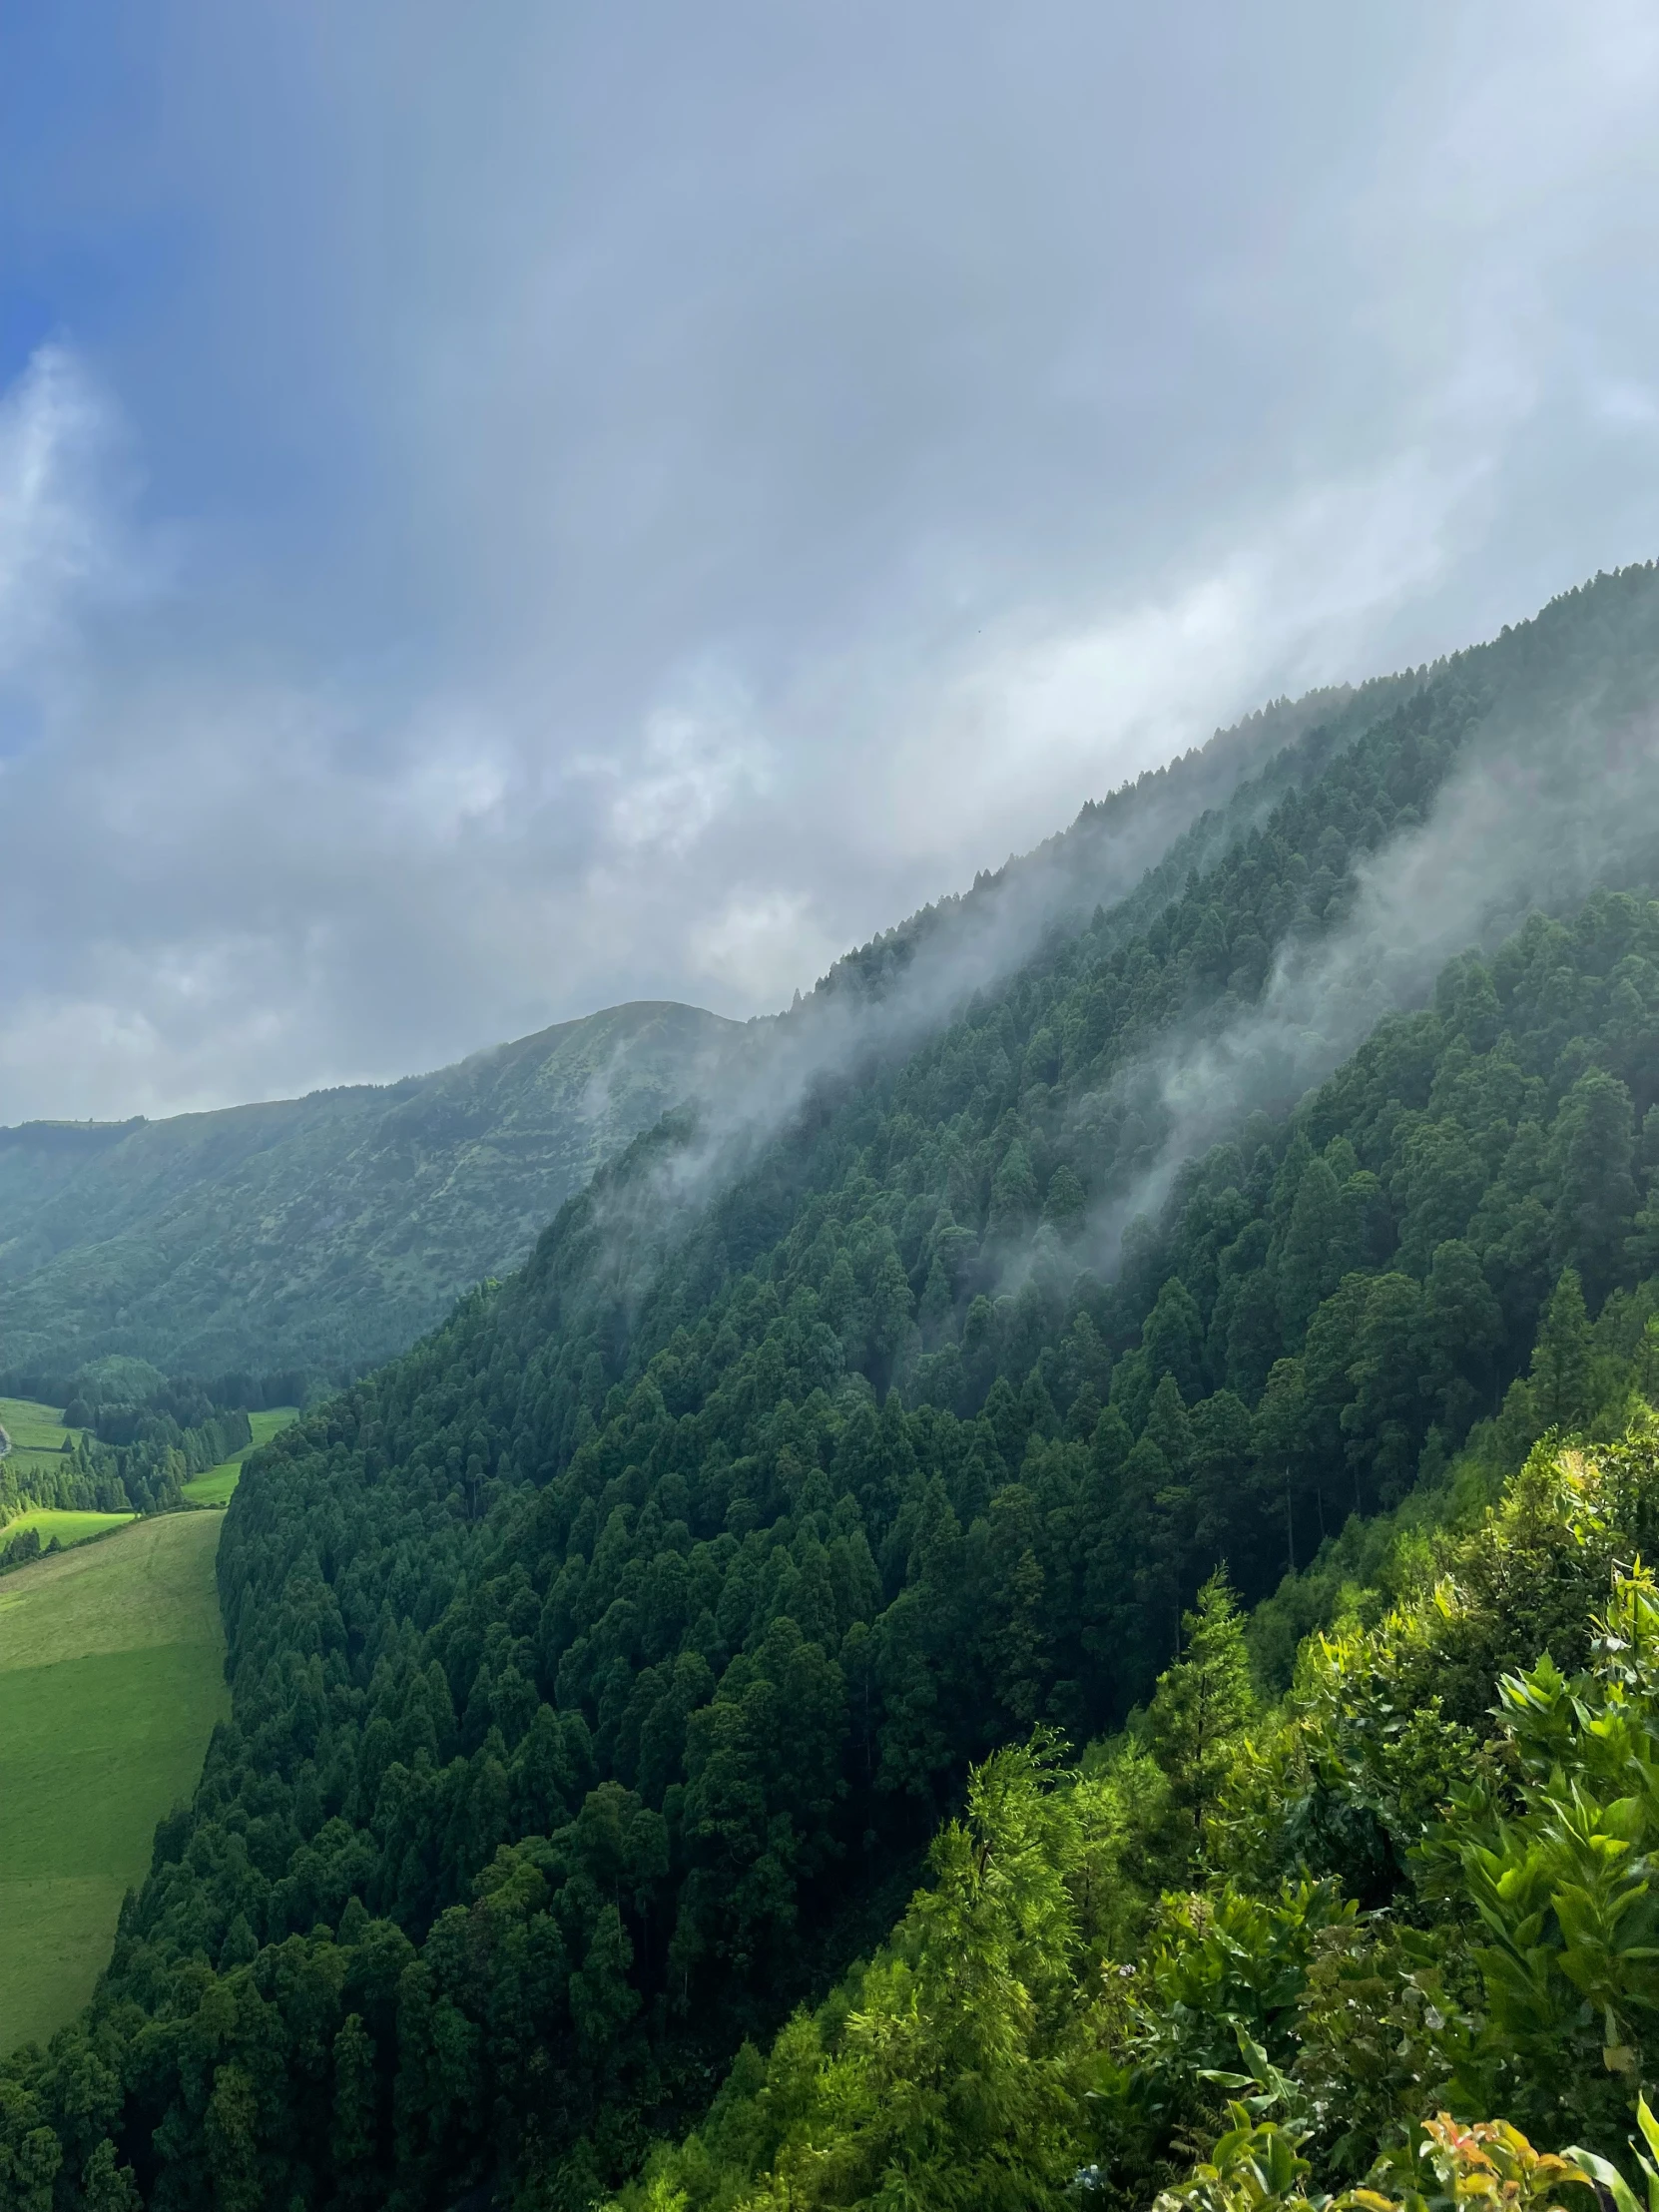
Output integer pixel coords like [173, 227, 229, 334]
[0, 1393, 88, 1483]
[1, 1506, 135, 1552]
[0, 1512, 229, 2054]
[178, 1462, 240, 1506]
[1, 1396, 113, 1554]
[180, 1403, 299, 1505]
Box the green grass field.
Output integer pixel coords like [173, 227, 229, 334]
[1, 1506, 135, 1551]
[0, 1393, 88, 1481]
[179, 1404, 298, 1505]
[0, 1512, 230, 2054]
[1, 1396, 119, 1556]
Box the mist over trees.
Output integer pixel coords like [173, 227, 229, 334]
[8, 566, 1659, 2206]
[0, 1003, 741, 1379]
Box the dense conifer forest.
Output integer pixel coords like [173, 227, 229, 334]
[8, 567, 1659, 2209]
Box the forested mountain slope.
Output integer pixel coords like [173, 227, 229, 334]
[799, 677, 1383, 1018]
[7, 565, 1659, 2208]
[619, 1428, 1659, 2212]
[0, 1002, 740, 1379]
[0, 674, 1367, 1388]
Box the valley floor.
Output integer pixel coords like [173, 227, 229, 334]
[0, 1512, 229, 2053]
[179, 1403, 298, 1505]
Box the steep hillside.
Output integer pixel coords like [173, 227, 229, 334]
[617, 1428, 1659, 2212]
[0, 1001, 740, 1377]
[7, 565, 1659, 2209]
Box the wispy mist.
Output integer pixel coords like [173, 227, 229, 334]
[1079, 638, 1659, 1269]
[598, 687, 1362, 1237]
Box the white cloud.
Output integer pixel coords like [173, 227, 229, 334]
[865, 447, 1496, 872]
[600, 680, 773, 858]
[0, 346, 133, 687]
[688, 887, 840, 1004]
[1592, 379, 1659, 433]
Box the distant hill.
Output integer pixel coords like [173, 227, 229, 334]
[0, 1000, 741, 1377]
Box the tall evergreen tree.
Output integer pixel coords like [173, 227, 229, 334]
[1145, 1571, 1256, 1869]
[1528, 1267, 1594, 1431]
[1550, 1068, 1637, 1307]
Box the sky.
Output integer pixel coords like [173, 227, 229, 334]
[2, 2, 1659, 1123]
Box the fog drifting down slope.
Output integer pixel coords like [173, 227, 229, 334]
[1085, 670, 1659, 1267]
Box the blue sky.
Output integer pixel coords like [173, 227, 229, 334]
[2, 2, 1659, 1118]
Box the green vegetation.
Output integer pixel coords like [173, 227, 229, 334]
[0, 1377, 257, 1551]
[0, 1513, 228, 2059]
[176, 1466, 239, 1507]
[0, 1001, 742, 1380]
[179, 1406, 299, 1506]
[611, 1429, 1659, 2211]
[0, 1391, 138, 1555]
[5, 567, 1659, 2206]
[0, 1394, 86, 1464]
[245, 1406, 301, 1451]
[0, 1507, 134, 1553]
[0, 1395, 90, 1527]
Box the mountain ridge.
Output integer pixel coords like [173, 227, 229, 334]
[0, 998, 742, 1378]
